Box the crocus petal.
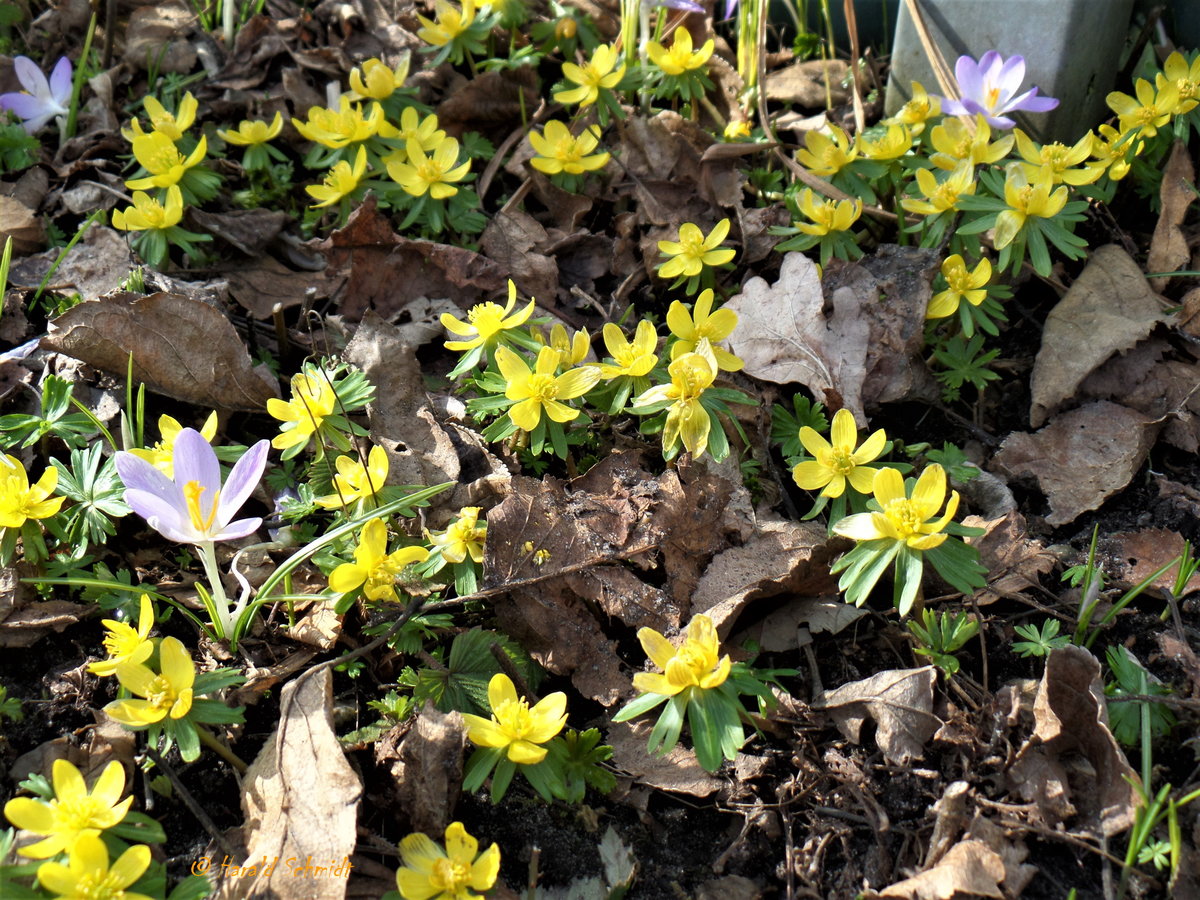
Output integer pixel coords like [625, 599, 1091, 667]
[172, 429, 221, 501]
[13, 56, 47, 96]
[954, 55, 983, 105]
[116, 452, 180, 507]
[995, 54, 1026, 100]
[216, 439, 269, 529]
[123, 489, 189, 541]
[1007, 88, 1059, 113]
[48, 57, 72, 103]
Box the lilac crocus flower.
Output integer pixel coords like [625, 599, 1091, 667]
[939, 51, 1059, 129]
[646, 0, 704, 13]
[0, 56, 72, 134]
[116, 429, 270, 545]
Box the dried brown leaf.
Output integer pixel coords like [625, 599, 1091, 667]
[388, 705, 466, 836]
[479, 208, 558, 303]
[736, 597, 867, 651]
[963, 510, 1056, 605]
[1029, 245, 1168, 427]
[216, 668, 361, 899]
[124, 0, 198, 73]
[820, 667, 941, 765]
[189, 208, 291, 257]
[223, 255, 341, 319]
[1147, 141, 1195, 290]
[42, 291, 279, 411]
[0, 195, 45, 254]
[310, 196, 506, 321]
[992, 401, 1160, 526]
[877, 839, 1005, 899]
[1104, 527, 1200, 594]
[607, 719, 722, 797]
[0, 566, 90, 647]
[690, 516, 840, 634]
[1006, 646, 1138, 836]
[765, 59, 852, 108]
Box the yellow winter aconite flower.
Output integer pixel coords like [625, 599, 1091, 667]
[125, 132, 207, 191]
[418, 0, 478, 48]
[124, 92, 197, 142]
[833, 464, 960, 551]
[307, 145, 368, 208]
[127, 411, 218, 479]
[791, 408, 887, 498]
[36, 834, 153, 900]
[267, 371, 338, 451]
[383, 108, 446, 162]
[348, 56, 410, 101]
[599, 320, 658, 379]
[646, 28, 714, 76]
[1014, 129, 1099, 186]
[928, 114, 1014, 170]
[218, 112, 283, 147]
[88, 594, 155, 678]
[926, 254, 992, 319]
[387, 135, 471, 199]
[0, 454, 64, 527]
[724, 118, 752, 140]
[666, 288, 742, 371]
[461, 673, 568, 764]
[993, 164, 1069, 249]
[495, 345, 601, 432]
[396, 821, 500, 900]
[555, 43, 625, 107]
[105, 636, 195, 727]
[795, 124, 858, 177]
[535, 322, 591, 369]
[3, 760, 132, 859]
[900, 162, 976, 216]
[429, 506, 487, 564]
[529, 120, 609, 175]
[1107, 77, 1178, 139]
[887, 80, 940, 131]
[1088, 124, 1140, 181]
[328, 517, 430, 602]
[657, 218, 735, 279]
[634, 341, 717, 458]
[633, 614, 730, 697]
[111, 186, 184, 233]
[1156, 50, 1200, 116]
[315, 445, 389, 509]
[857, 123, 912, 161]
[793, 187, 862, 235]
[441, 280, 536, 352]
[293, 98, 383, 149]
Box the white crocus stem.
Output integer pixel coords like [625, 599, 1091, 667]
[196, 540, 233, 639]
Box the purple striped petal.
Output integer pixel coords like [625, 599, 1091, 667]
[995, 54, 1026, 102]
[173, 429, 221, 505]
[1007, 88, 1059, 113]
[216, 439, 269, 529]
[12, 56, 47, 97]
[954, 55, 983, 102]
[123, 489, 192, 543]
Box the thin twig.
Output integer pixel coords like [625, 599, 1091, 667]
[144, 746, 239, 859]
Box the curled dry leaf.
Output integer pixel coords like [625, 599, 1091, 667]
[606, 719, 721, 797]
[765, 59, 852, 108]
[0, 566, 89, 648]
[1006, 646, 1138, 836]
[123, 0, 198, 74]
[962, 510, 1056, 606]
[216, 667, 361, 900]
[876, 839, 1005, 899]
[1146, 141, 1195, 291]
[1028, 244, 1168, 428]
[726, 248, 935, 425]
[992, 400, 1160, 526]
[1104, 527, 1200, 595]
[819, 667, 940, 766]
[42, 291, 279, 411]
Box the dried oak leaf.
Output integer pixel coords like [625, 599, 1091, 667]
[1028, 244, 1168, 427]
[310, 196, 506, 321]
[991, 401, 1160, 526]
[819, 667, 941, 765]
[726, 247, 935, 426]
[123, 0, 198, 74]
[1147, 141, 1195, 291]
[216, 668, 361, 900]
[876, 839, 1005, 899]
[223, 255, 341, 319]
[42, 291, 279, 412]
[1006, 646, 1138, 837]
[479, 208, 558, 303]
[483, 453, 740, 704]
[689, 516, 840, 634]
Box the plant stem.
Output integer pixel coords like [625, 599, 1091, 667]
[196, 540, 232, 639]
[197, 725, 248, 773]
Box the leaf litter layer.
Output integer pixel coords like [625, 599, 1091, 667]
[1, 2, 1200, 899]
